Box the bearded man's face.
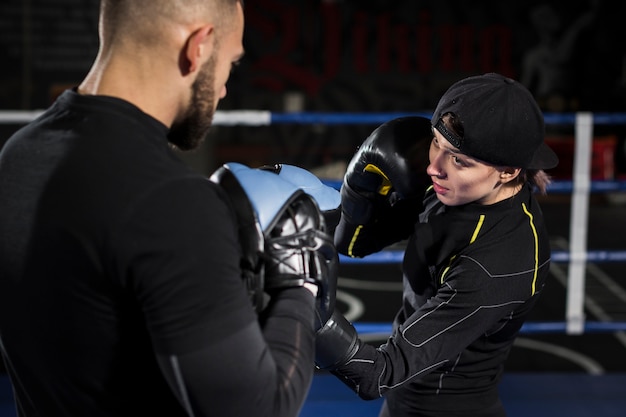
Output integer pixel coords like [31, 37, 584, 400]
[168, 55, 216, 151]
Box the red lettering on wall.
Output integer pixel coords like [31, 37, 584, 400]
[246, 2, 517, 95]
[377, 14, 391, 73]
[479, 25, 514, 77]
[395, 25, 410, 73]
[439, 25, 455, 71]
[416, 11, 432, 73]
[322, 3, 341, 79]
[353, 12, 368, 74]
[459, 25, 474, 72]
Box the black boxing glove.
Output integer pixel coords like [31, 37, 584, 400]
[335, 116, 432, 257]
[314, 309, 361, 370]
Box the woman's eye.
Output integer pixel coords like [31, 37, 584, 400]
[452, 155, 464, 166]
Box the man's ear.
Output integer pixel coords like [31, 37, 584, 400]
[181, 24, 215, 75]
[499, 166, 522, 184]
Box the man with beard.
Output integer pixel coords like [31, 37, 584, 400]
[0, 1, 332, 416]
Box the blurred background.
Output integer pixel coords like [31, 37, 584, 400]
[1, 0, 626, 415]
[1, 0, 626, 176]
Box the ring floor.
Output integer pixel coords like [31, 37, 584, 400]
[2, 372, 626, 417]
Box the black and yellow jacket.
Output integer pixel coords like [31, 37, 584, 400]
[333, 184, 551, 416]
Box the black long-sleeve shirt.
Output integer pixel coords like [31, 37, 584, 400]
[333, 186, 551, 416]
[0, 90, 315, 417]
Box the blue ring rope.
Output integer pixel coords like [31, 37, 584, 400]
[321, 179, 626, 194]
[3, 110, 626, 125]
[339, 250, 626, 264]
[354, 321, 626, 335]
[268, 112, 626, 125]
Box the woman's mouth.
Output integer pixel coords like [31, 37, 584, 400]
[432, 181, 448, 195]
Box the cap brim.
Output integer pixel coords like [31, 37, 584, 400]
[527, 142, 559, 170]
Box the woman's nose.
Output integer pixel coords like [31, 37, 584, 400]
[426, 154, 443, 178]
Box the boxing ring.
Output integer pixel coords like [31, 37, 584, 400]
[202, 110, 626, 417]
[2, 110, 626, 337]
[2, 109, 626, 417]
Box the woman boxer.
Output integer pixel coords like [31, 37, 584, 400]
[316, 72, 558, 417]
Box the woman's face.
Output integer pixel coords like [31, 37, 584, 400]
[427, 128, 519, 206]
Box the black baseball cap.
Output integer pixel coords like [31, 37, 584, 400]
[431, 73, 558, 170]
